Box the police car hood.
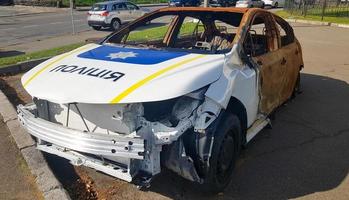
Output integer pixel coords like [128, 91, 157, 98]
[22, 43, 224, 104]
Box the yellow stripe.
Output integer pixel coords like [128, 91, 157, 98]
[110, 54, 206, 104]
[23, 44, 93, 88]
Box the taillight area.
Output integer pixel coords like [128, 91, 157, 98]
[100, 11, 109, 16]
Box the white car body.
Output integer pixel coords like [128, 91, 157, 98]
[236, 0, 265, 8]
[87, 1, 149, 29]
[262, 0, 284, 7]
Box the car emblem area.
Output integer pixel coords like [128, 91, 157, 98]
[107, 52, 138, 60]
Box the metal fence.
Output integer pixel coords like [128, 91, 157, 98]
[13, 0, 168, 7]
[284, 0, 349, 20]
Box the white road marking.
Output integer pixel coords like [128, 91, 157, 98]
[50, 21, 64, 25]
[1, 28, 16, 31]
[23, 24, 39, 28]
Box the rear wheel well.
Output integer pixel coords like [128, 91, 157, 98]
[225, 97, 248, 146]
[112, 18, 121, 23]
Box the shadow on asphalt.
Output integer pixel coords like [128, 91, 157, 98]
[0, 50, 25, 58]
[147, 73, 349, 200]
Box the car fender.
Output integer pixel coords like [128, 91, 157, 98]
[204, 46, 259, 127]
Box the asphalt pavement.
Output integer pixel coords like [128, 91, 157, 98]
[0, 5, 164, 51]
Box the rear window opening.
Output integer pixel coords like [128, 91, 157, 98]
[91, 4, 107, 11]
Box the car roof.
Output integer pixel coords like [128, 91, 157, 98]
[95, 0, 127, 5]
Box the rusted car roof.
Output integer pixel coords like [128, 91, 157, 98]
[158, 7, 250, 13]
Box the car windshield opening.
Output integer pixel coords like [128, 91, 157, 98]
[104, 11, 243, 54]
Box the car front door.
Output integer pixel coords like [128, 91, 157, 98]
[243, 12, 286, 114]
[273, 15, 303, 103]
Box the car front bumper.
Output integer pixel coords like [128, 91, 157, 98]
[17, 104, 146, 182]
[17, 104, 145, 159]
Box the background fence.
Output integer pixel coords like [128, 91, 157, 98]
[284, 0, 349, 20]
[13, 0, 168, 7]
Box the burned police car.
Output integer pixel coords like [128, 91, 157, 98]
[18, 7, 303, 193]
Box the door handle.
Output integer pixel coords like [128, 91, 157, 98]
[281, 57, 287, 65]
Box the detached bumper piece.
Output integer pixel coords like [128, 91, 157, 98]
[17, 104, 145, 182]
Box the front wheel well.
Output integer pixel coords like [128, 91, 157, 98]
[225, 97, 248, 146]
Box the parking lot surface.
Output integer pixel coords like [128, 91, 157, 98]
[0, 5, 164, 51]
[0, 21, 348, 200]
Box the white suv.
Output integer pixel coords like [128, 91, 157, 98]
[87, 1, 149, 31]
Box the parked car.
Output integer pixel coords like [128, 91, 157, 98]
[236, 0, 265, 7]
[262, 0, 284, 7]
[18, 7, 303, 193]
[0, 0, 13, 5]
[168, 0, 201, 7]
[209, 0, 238, 7]
[87, 1, 149, 31]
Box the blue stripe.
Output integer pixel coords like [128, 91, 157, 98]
[78, 45, 189, 65]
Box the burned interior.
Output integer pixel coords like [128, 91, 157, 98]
[104, 10, 244, 53]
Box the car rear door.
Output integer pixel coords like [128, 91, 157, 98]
[125, 2, 142, 21]
[243, 12, 286, 114]
[111, 3, 129, 23]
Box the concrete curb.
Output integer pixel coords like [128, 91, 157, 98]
[0, 90, 71, 200]
[285, 18, 349, 28]
[0, 57, 50, 75]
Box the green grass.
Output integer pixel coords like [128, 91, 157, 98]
[128, 25, 170, 42]
[0, 43, 84, 68]
[127, 22, 203, 42]
[275, 10, 349, 25]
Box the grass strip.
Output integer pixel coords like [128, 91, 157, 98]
[0, 43, 84, 68]
[275, 10, 349, 25]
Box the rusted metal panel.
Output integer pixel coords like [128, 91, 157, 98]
[254, 52, 285, 114]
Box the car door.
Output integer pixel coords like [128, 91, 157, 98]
[273, 15, 303, 103]
[112, 3, 129, 23]
[243, 12, 286, 114]
[125, 2, 142, 21]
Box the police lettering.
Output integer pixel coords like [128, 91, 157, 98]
[49, 65, 124, 82]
